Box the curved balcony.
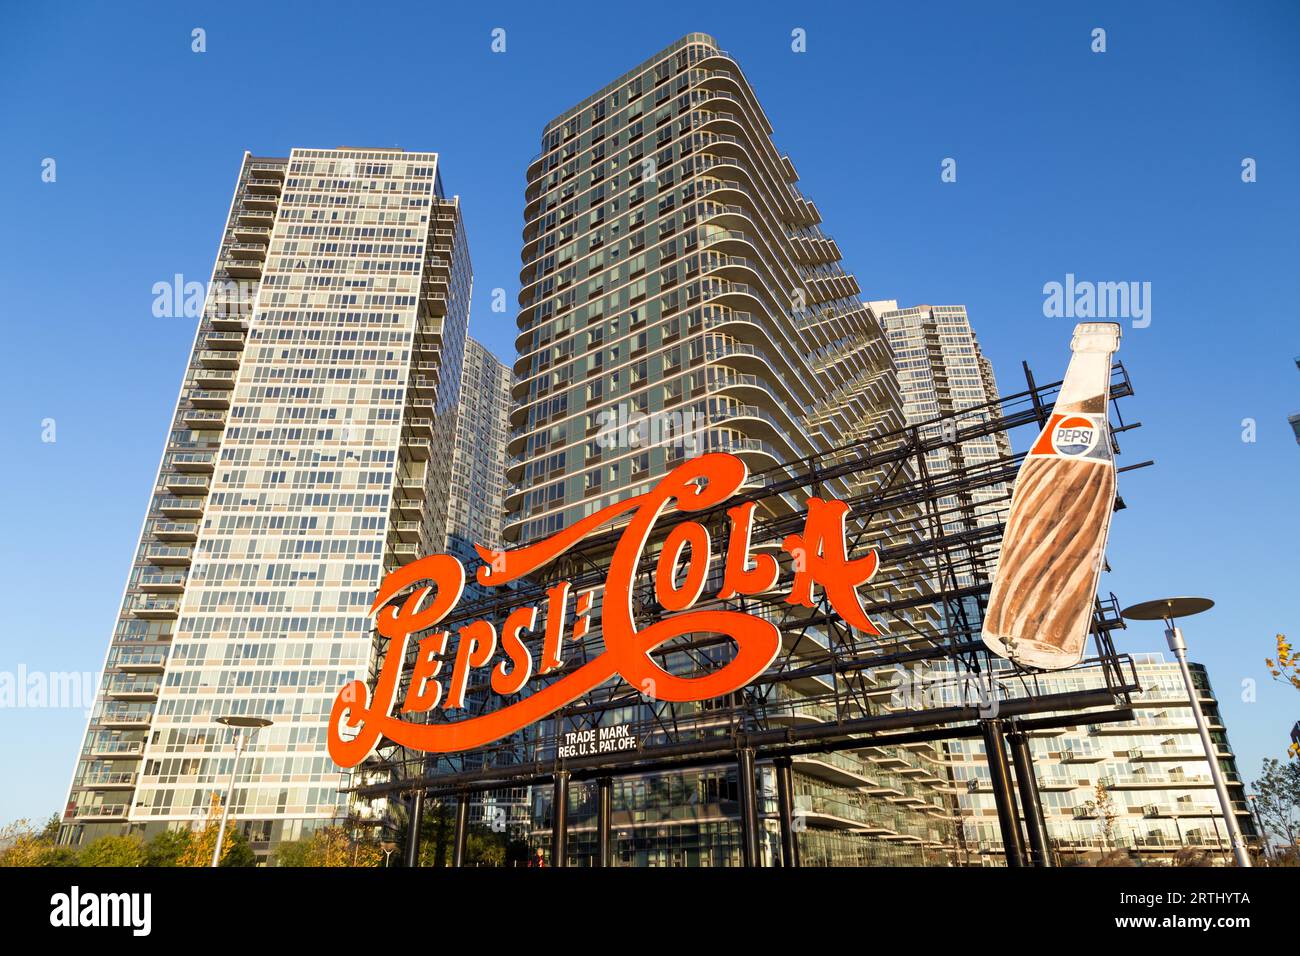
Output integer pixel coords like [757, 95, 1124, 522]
[502, 397, 806, 525]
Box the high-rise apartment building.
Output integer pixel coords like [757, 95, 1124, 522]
[874, 302, 1011, 588]
[508, 35, 952, 866]
[60, 147, 472, 858]
[947, 654, 1259, 865]
[447, 337, 512, 555]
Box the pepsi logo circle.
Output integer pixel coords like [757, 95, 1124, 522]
[1051, 416, 1099, 456]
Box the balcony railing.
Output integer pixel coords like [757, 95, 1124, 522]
[81, 771, 137, 787]
[104, 677, 162, 697]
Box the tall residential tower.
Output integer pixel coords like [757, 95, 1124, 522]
[61, 147, 472, 858]
[508, 35, 952, 866]
[447, 337, 512, 555]
[875, 302, 1012, 588]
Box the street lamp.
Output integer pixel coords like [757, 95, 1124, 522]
[1121, 596, 1252, 867]
[212, 716, 273, 867]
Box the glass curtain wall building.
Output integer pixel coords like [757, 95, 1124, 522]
[59, 147, 472, 859]
[509, 35, 953, 866]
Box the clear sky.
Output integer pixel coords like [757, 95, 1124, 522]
[0, 1, 1297, 825]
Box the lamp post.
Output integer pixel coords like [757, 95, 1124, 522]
[212, 716, 273, 867]
[1121, 597, 1251, 867]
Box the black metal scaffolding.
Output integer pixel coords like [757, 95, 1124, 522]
[347, 361, 1148, 867]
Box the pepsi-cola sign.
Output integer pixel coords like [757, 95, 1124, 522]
[327, 452, 885, 766]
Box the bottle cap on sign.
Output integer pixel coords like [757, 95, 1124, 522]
[1070, 322, 1122, 353]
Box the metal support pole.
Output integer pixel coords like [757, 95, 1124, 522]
[596, 777, 612, 868]
[451, 793, 469, 867]
[981, 719, 1025, 867]
[551, 770, 569, 868]
[1166, 624, 1252, 867]
[737, 747, 761, 867]
[1247, 796, 1268, 864]
[1008, 729, 1053, 867]
[404, 788, 424, 868]
[211, 729, 245, 867]
[774, 757, 799, 867]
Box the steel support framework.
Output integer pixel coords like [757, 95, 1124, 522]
[350, 362, 1146, 866]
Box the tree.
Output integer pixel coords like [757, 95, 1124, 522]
[1265, 634, 1300, 758]
[38, 814, 60, 841]
[145, 829, 192, 867]
[1082, 782, 1119, 849]
[274, 838, 312, 867]
[218, 827, 257, 867]
[80, 835, 146, 867]
[274, 827, 380, 867]
[0, 818, 78, 867]
[176, 793, 237, 867]
[465, 828, 508, 867]
[1253, 758, 1300, 850]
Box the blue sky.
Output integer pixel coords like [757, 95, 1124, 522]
[0, 1, 1297, 825]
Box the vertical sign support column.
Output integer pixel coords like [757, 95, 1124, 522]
[737, 747, 761, 867]
[1007, 726, 1053, 867]
[451, 792, 469, 868]
[596, 776, 612, 868]
[404, 788, 424, 868]
[774, 756, 799, 867]
[981, 719, 1026, 867]
[552, 770, 570, 868]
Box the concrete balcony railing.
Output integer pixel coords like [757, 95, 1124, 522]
[157, 496, 205, 517]
[145, 545, 193, 566]
[128, 596, 179, 620]
[171, 451, 217, 472]
[188, 389, 232, 410]
[137, 570, 186, 592]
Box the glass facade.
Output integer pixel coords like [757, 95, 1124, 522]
[875, 302, 1012, 589]
[447, 337, 512, 556]
[508, 35, 954, 867]
[60, 148, 473, 858]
